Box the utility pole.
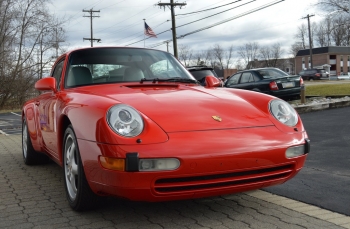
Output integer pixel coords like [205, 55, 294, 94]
[83, 9, 101, 47]
[165, 40, 170, 52]
[302, 14, 314, 69]
[158, 1, 186, 58]
[53, 28, 64, 59]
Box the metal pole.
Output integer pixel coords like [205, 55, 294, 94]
[170, 0, 178, 58]
[306, 14, 314, 69]
[90, 9, 93, 47]
[143, 19, 145, 48]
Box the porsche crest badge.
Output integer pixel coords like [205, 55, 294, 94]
[212, 115, 222, 122]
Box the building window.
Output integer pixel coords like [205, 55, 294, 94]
[302, 57, 305, 64]
[341, 67, 343, 73]
[348, 55, 350, 61]
[341, 55, 343, 61]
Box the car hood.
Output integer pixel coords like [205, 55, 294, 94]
[89, 84, 274, 132]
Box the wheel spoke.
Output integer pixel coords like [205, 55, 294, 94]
[22, 125, 27, 158]
[71, 162, 78, 176]
[69, 174, 77, 193]
[64, 135, 78, 200]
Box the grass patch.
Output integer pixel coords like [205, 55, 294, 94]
[0, 109, 21, 114]
[306, 83, 350, 96]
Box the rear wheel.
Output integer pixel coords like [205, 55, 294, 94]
[22, 119, 48, 165]
[63, 125, 98, 211]
[309, 77, 314, 81]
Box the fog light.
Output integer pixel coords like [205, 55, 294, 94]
[139, 158, 180, 171]
[285, 145, 305, 158]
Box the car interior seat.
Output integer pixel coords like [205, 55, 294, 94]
[66, 66, 93, 87]
[123, 67, 144, 82]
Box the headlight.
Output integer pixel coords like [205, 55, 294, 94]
[107, 104, 144, 137]
[269, 100, 298, 126]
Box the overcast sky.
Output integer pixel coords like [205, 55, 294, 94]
[49, 0, 325, 58]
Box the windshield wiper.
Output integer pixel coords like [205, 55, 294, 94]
[140, 77, 198, 84]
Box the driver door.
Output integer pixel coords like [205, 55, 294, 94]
[37, 60, 64, 159]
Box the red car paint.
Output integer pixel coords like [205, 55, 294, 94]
[22, 47, 309, 206]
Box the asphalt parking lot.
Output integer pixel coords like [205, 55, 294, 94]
[1, 134, 350, 228]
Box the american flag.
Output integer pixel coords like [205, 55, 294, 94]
[144, 22, 157, 38]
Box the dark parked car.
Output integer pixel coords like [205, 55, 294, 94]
[224, 68, 303, 100]
[186, 66, 222, 85]
[298, 69, 327, 80]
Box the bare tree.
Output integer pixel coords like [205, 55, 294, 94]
[271, 43, 283, 67]
[316, 0, 349, 14]
[212, 44, 224, 70]
[178, 44, 192, 67]
[259, 46, 272, 67]
[237, 42, 259, 69]
[330, 15, 348, 45]
[314, 23, 328, 47]
[0, 0, 66, 110]
[290, 42, 304, 57]
[225, 45, 234, 69]
[259, 43, 283, 67]
[233, 59, 244, 71]
[295, 24, 308, 49]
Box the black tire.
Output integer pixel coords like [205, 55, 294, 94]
[22, 119, 49, 165]
[309, 77, 314, 81]
[63, 125, 98, 211]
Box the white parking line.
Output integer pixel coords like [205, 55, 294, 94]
[11, 112, 21, 116]
[0, 129, 8, 136]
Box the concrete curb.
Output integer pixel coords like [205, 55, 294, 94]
[294, 100, 350, 114]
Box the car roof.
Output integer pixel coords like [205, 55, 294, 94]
[239, 67, 280, 72]
[186, 66, 214, 70]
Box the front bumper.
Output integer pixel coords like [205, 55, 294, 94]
[78, 126, 309, 201]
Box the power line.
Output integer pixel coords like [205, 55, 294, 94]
[177, 0, 256, 29]
[176, 0, 243, 16]
[178, 0, 285, 38]
[95, 5, 154, 33]
[113, 20, 170, 45]
[147, 0, 285, 49]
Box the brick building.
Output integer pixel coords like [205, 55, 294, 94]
[295, 46, 350, 76]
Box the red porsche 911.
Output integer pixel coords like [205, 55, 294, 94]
[22, 47, 310, 211]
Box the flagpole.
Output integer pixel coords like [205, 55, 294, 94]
[143, 19, 145, 48]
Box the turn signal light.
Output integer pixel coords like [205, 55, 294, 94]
[99, 156, 125, 171]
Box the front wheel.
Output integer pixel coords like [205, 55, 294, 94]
[63, 125, 98, 211]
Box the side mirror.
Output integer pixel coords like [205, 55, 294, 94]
[35, 77, 57, 92]
[205, 75, 221, 88]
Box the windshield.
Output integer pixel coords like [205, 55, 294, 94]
[65, 47, 195, 87]
[257, 68, 289, 79]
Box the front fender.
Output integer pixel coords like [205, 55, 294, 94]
[58, 91, 169, 145]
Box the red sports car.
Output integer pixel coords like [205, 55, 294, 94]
[22, 47, 310, 211]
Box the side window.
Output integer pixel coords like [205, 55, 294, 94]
[253, 73, 260, 82]
[226, 74, 240, 86]
[240, 72, 253, 83]
[52, 60, 64, 90]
